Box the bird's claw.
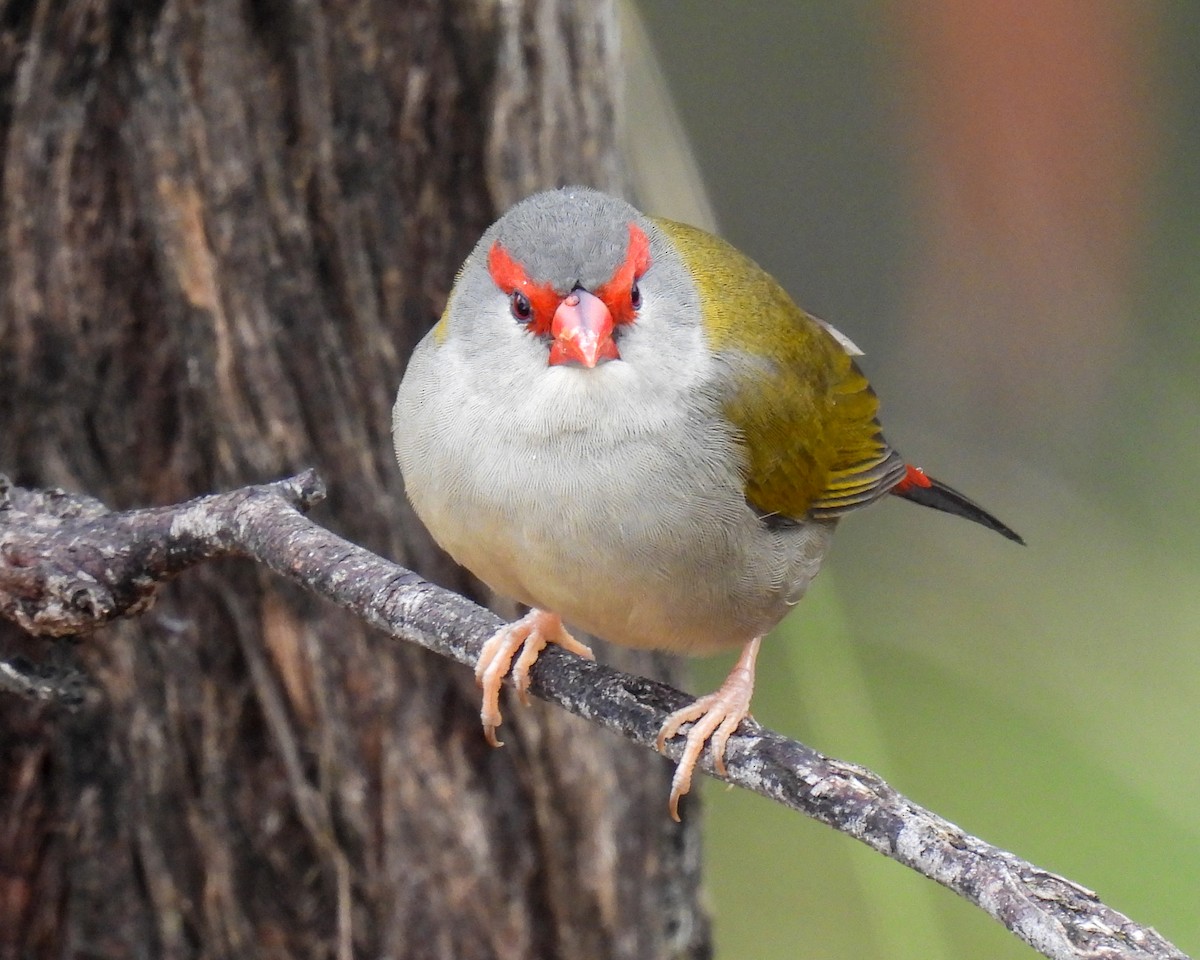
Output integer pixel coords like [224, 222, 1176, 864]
[655, 637, 761, 821]
[474, 609, 594, 746]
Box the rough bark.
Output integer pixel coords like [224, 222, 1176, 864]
[0, 2, 706, 958]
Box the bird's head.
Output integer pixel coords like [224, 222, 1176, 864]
[438, 188, 699, 377]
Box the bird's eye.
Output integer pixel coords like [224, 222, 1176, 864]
[510, 290, 532, 322]
[630, 281, 642, 310]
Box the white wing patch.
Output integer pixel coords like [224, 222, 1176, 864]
[814, 316, 864, 356]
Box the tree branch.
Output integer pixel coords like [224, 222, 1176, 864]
[0, 471, 1188, 960]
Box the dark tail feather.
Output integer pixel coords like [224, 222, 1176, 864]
[892, 465, 1025, 545]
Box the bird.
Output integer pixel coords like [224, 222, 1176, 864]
[392, 186, 1022, 821]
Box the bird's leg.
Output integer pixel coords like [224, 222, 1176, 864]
[474, 609, 594, 747]
[656, 636, 761, 821]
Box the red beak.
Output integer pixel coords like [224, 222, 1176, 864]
[549, 289, 618, 367]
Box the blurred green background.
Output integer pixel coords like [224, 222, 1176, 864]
[624, 2, 1200, 957]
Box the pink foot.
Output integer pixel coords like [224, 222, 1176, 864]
[474, 609, 594, 747]
[656, 637, 761, 821]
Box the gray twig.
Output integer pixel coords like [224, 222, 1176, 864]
[0, 470, 1188, 960]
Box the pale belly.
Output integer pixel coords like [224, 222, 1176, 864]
[406, 425, 834, 656]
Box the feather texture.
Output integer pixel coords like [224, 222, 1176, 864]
[655, 218, 904, 521]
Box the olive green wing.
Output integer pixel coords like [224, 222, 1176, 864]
[655, 218, 904, 520]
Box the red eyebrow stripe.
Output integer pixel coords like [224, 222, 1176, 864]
[487, 241, 560, 335]
[594, 223, 652, 326]
[486, 223, 652, 333]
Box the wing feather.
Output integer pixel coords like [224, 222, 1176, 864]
[655, 218, 903, 521]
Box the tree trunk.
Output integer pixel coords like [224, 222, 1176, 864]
[0, 2, 708, 957]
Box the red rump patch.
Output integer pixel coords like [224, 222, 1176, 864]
[895, 464, 933, 494]
[487, 222, 652, 335]
[487, 242, 561, 336]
